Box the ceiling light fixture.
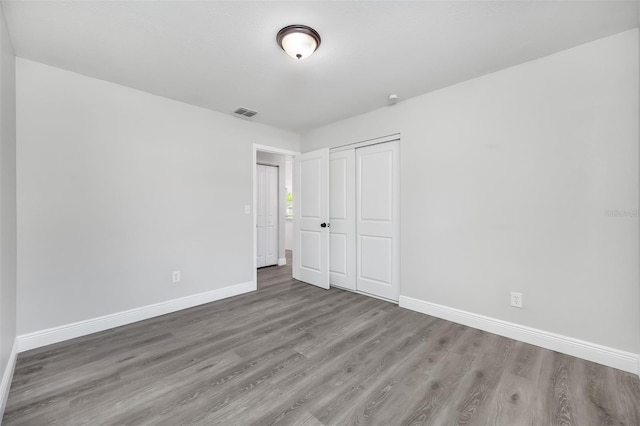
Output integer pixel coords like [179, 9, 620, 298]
[276, 25, 321, 60]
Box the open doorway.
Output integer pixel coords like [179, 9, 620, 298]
[252, 144, 298, 288]
[256, 151, 290, 268]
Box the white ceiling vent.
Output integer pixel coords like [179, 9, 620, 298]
[233, 107, 258, 118]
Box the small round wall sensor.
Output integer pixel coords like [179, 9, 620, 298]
[388, 94, 398, 105]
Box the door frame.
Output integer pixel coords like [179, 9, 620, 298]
[253, 144, 299, 287]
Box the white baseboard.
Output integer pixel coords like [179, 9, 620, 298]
[399, 295, 639, 375]
[17, 281, 256, 353]
[0, 339, 17, 419]
[278, 258, 286, 266]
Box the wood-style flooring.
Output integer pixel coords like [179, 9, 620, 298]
[4, 252, 640, 425]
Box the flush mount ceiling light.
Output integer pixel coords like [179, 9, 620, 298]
[276, 25, 321, 60]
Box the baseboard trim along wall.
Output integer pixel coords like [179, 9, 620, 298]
[278, 258, 286, 266]
[399, 295, 639, 375]
[17, 281, 256, 353]
[0, 340, 18, 420]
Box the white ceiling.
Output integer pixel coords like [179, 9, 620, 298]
[1, 1, 638, 133]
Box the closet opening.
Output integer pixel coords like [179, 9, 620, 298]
[292, 134, 401, 302]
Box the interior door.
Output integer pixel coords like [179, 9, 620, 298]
[293, 149, 330, 289]
[264, 165, 279, 266]
[356, 141, 400, 301]
[329, 149, 356, 290]
[256, 164, 279, 268]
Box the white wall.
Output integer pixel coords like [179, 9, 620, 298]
[256, 151, 287, 264]
[17, 59, 299, 335]
[302, 29, 640, 354]
[0, 2, 17, 400]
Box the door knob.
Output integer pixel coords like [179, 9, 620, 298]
[320, 222, 330, 228]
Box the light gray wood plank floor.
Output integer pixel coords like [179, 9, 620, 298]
[4, 252, 640, 425]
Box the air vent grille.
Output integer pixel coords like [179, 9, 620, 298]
[233, 107, 259, 118]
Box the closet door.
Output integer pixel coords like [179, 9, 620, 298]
[256, 164, 278, 268]
[264, 165, 279, 266]
[329, 149, 356, 290]
[356, 141, 400, 301]
[293, 149, 330, 289]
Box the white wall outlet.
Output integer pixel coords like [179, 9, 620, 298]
[244, 205, 251, 214]
[172, 270, 181, 283]
[510, 291, 523, 308]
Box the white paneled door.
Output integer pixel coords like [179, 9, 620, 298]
[293, 140, 399, 299]
[256, 164, 278, 268]
[293, 149, 330, 289]
[356, 141, 400, 301]
[329, 149, 356, 290]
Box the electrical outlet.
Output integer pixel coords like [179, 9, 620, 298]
[172, 270, 181, 283]
[511, 291, 523, 308]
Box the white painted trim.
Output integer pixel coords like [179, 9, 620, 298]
[253, 144, 298, 157]
[330, 133, 400, 152]
[253, 146, 258, 287]
[278, 257, 286, 266]
[0, 339, 17, 419]
[399, 295, 639, 375]
[17, 281, 256, 353]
